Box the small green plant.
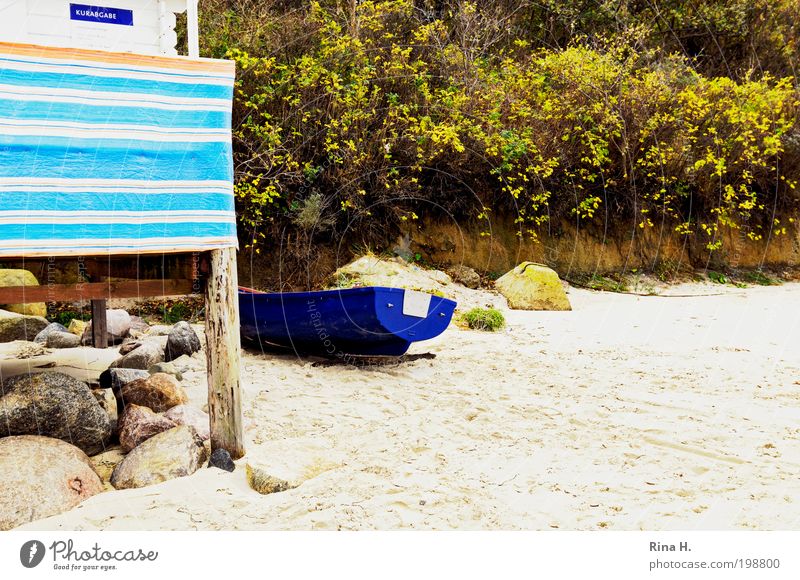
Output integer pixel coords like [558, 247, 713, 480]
[654, 259, 683, 282]
[708, 271, 728, 284]
[162, 303, 191, 324]
[332, 273, 355, 288]
[743, 270, 780, 286]
[462, 307, 506, 331]
[290, 193, 335, 232]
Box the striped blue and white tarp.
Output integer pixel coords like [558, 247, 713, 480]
[0, 42, 237, 257]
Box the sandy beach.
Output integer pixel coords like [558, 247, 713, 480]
[15, 282, 800, 531]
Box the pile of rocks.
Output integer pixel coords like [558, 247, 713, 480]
[0, 318, 218, 530]
[107, 321, 202, 368]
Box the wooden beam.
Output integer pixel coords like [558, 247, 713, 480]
[0, 279, 197, 303]
[204, 248, 244, 459]
[91, 299, 108, 348]
[1, 254, 199, 285]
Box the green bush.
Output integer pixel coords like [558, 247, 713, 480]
[462, 307, 506, 332]
[199, 1, 800, 255]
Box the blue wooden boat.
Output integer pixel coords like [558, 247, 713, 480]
[239, 286, 457, 357]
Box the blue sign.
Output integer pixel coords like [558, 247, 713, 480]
[69, 4, 134, 26]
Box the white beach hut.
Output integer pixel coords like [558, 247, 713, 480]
[0, 0, 243, 458]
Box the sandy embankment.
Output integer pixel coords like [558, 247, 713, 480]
[16, 282, 800, 531]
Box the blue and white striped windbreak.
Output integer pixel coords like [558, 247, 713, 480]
[0, 42, 237, 257]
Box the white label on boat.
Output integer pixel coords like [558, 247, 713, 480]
[402, 290, 432, 318]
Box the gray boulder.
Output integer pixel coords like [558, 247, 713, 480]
[148, 362, 183, 381]
[108, 341, 164, 370]
[165, 322, 201, 362]
[164, 404, 209, 440]
[46, 331, 81, 349]
[128, 316, 151, 339]
[98, 368, 150, 392]
[118, 404, 176, 453]
[0, 436, 103, 530]
[81, 309, 132, 345]
[0, 310, 49, 343]
[33, 322, 68, 345]
[0, 372, 112, 455]
[110, 425, 207, 490]
[118, 339, 142, 356]
[146, 325, 172, 336]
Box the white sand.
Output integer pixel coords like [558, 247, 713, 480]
[16, 282, 800, 530]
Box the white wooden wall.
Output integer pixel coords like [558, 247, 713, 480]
[0, 0, 196, 56]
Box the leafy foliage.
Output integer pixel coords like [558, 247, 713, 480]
[200, 0, 800, 255]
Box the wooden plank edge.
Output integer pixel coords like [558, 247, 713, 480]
[0, 279, 198, 303]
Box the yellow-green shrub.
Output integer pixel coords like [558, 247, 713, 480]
[206, 0, 799, 254]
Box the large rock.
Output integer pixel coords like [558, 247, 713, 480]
[128, 316, 151, 339]
[118, 339, 142, 356]
[46, 331, 81, 349]
[332, 255, 452, 294]
[98, 368, 150, 392]
[118, 404, 176, 453]
[146, 324, 173, 336]
[0, 310, 49, 343]
[81, 309, 132, 345]
[0, 269, 46, 317]
[164, 405, 209, 441]
[0, 372, 111, 455]
[117, 373, 188, 413]
[494, 262, 572, 311]
[33, 322, 68, 345]
[148, 362, 183, 381]
[108, 341, 164, 370]
[164, 322, 201, 362]
[0, 435, 103, 530]
[448, 265, 481, 289]
[110, 425, 207, 490]
[91, 388, 118, 435]
[67, 319, 89, 336]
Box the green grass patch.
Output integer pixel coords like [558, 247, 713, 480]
[462, 307, 506, 331]
[569, 274, 630, 292]
[742, 270, 780, 286]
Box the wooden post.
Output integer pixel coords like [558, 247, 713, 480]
[91, 299, 108, 348]
[186, 0, 200, 58]
[204, 248, 244, 458]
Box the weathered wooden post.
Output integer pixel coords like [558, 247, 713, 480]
[91, 300, 108, 348]
[205, 248, 244, 458]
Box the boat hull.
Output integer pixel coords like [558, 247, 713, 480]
[239, 287, 457, 357]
